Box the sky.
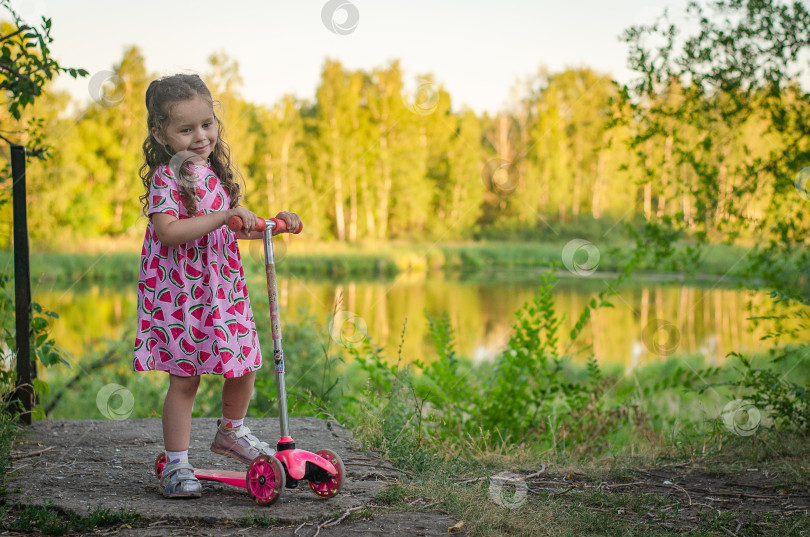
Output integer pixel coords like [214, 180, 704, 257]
[10, 0, 688, 115]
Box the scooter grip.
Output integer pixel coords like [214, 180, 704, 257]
[267, 217, 304, 234]
[227, 215, 266, 232]
[227, 216, 303, 235]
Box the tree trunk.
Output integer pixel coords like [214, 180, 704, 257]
[377, 122, 392, 240]
[572, 136, 582, 217]
[265, 153, 275, 214]
[280, 131, 292, 206]
[301, 155, 319, 233]
[643, 140, 653, 220]
[360, 159, 375, 239]
[331, 117, 345, 241]
[348, 171, 357, 243]
[591, 144, 605, 218]
[656, 134, 673, 218]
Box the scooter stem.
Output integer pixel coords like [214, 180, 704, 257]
[262, 220, 291, 440]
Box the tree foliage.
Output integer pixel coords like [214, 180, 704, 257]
[0, 0, 87, 157]
[0, 1, 807, 261]
[623, 0, 810, 305]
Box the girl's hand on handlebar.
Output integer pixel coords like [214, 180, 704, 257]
[226, 206, 259, 233]
[275, 211, 302, 234]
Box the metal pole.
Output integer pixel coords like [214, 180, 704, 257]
[263, 222, 291, 440]
[11, 144, 34, 425]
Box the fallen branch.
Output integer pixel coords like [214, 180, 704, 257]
[323, 505, 366, 528]
[663, 481, 692, 506]
[294, 522, 320, 537]
[549, 485, 577, 497]
[456, 467, 546, 485]
[294, 505, 373, 537]
[344, 460, 414, 477]
[602, 481, 646, 489]
[406, 498, 441, 510]
[10, 446, 54, 459]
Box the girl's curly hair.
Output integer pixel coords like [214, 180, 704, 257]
[139, 73, 243, 217]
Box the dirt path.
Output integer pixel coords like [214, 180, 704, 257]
[6, 418, 464, 536]
[8, 418, 806, 535]
[530, 465, 809, 527]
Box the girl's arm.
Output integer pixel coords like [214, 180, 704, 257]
[152, 207, 259, 247]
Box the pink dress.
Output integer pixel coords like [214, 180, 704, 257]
[132, 163, 262, 378]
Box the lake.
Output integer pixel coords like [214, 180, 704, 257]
[31, 268, 780, 388]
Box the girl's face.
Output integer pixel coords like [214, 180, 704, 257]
[153, 95, 217, 163]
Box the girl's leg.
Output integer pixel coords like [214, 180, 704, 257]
[221, 370, 255, 420]
[163, 374, 201, 452]
[212, 370, 274, 463]
[160, 374, 202, 498]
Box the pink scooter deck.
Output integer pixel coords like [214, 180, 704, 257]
[194, 469, 247, 488]
[190, 449, 337, 489]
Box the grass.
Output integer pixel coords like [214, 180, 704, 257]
[0, 503, 141, 536]
[236, 511, 279, 527]
[362, 431, 810, 537]
[323, 297, 809, 537]
[0, 401, 18, 496]
[0, 239, 770, 284]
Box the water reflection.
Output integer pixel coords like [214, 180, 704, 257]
[31, 270, 784, 386]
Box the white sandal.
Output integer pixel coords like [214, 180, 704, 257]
[160, 462, 202, 498]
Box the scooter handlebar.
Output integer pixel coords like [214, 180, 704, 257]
[227, 215, 303, 235]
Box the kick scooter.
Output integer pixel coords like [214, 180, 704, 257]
[155, 216, 345, 505]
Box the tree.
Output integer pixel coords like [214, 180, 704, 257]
[312, 59, 356, 241]
[22, 46, 152, 244]
[0, 0, 84, 419]
[622, 0, 810, 308]
[0, 1, 86, 246]
[0, 2, 86, 157]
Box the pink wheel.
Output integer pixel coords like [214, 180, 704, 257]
[308, 449, 345, 499]
[247, 455, 285, 505]
[154, 452, 167, 479]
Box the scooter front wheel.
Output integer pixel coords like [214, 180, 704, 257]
[308, 449, 345, 499]
[247, 454, 286, 505]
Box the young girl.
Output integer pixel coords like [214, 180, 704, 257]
[132, 73, 301, 498]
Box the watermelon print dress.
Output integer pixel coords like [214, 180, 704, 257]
[132, 163, 262, 378]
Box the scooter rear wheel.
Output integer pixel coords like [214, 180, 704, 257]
[247, 454, 285, 505]
[154, 452, 167, 478]
[308, 449, 345, 499]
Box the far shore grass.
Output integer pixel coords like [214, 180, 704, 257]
[0, 239, 767, 285]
